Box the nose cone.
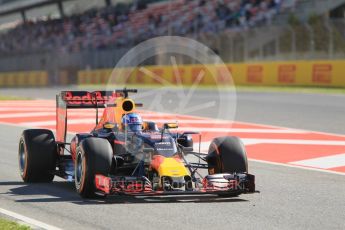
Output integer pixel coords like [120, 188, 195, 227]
[151, 156, 189, 177]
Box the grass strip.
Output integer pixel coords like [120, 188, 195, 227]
[0, 218, 30, 230]
[0, 95, 32, 100]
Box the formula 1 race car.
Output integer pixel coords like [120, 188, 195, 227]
[18, 89, 255, 198]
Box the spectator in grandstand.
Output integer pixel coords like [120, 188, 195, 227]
[216, 1, 231, 21]
[0, 0, 286, 55]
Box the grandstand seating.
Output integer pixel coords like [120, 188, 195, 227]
[0, 0, 292, 54]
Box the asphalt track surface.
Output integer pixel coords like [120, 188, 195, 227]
[0, 87, 345, 230]
[1, 86, 345, 134]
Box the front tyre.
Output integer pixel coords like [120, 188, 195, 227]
[206, 136, 248, 174]
[75, 138, 112, 198]
[206, 137, 250, 197]
[18, 129, 57, 182]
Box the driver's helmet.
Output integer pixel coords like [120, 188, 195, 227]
[122, 113, 143, 132]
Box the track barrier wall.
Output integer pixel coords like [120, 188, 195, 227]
[0, 71, 48, 87]
[0, 60, 344, 88]
[77, 60, 345, 87]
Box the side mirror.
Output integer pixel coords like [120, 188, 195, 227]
[163, 123, 178, 129]
[143, 121, 159, 131]
[181, 131, 200, 136]
[103, 122, 118, 131]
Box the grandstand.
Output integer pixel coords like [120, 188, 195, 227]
[0, 0, 290, 54]
[0, 0, 134, 29]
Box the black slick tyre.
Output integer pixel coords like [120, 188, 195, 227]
[18, 129, 57, 182]
[75, 138, 112, 198]
[206, 136, 248, 174]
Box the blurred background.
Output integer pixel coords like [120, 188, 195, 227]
[0, 0, 344, 87]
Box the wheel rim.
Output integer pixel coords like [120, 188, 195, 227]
[19, 140, 26, 176]
[76, 152, 83, 186]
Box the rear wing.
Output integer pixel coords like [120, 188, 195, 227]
[58, 90, 138, 108]
[56, 89, 139, 143]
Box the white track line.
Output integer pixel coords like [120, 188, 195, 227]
[147, 109, 345, 139]
[0, 104, 54, 107]
[250, 159, 345, 176]
[142, 119, 229, 124]
[0, 108, 101, 112]
[20, 119, 96, 126]
[195, 139, 345, 151]
[177, 127, 307, 134]
[139, 114, 204, 118]
[0, 112, 100, 118]
[0, 108, 56, 112]
[0, 112, 56, 118]
[230, 120, 345, 139]
[0, 208, 62, 230]
[241, 138, 345, 146]
[20, 119, 223, 127]
[290, 153, 345, 169]
[1, 121, 344, 177]
[0, 112, 205, 119]
[193, 142, 345, 176]
[2, 101, 345, 177]
[19, 121, 303, 135]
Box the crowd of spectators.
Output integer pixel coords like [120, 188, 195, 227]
[0, 0, 288, 54]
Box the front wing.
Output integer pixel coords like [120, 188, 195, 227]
[95, 173, 255, 196]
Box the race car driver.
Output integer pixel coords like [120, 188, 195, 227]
[122, 113, 145, 156]
[122, 113, 143, 132]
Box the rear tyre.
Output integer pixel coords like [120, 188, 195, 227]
[206, 136, 248, 174]
[75, 138, 112, 198]
[18, 129, 57, 182]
